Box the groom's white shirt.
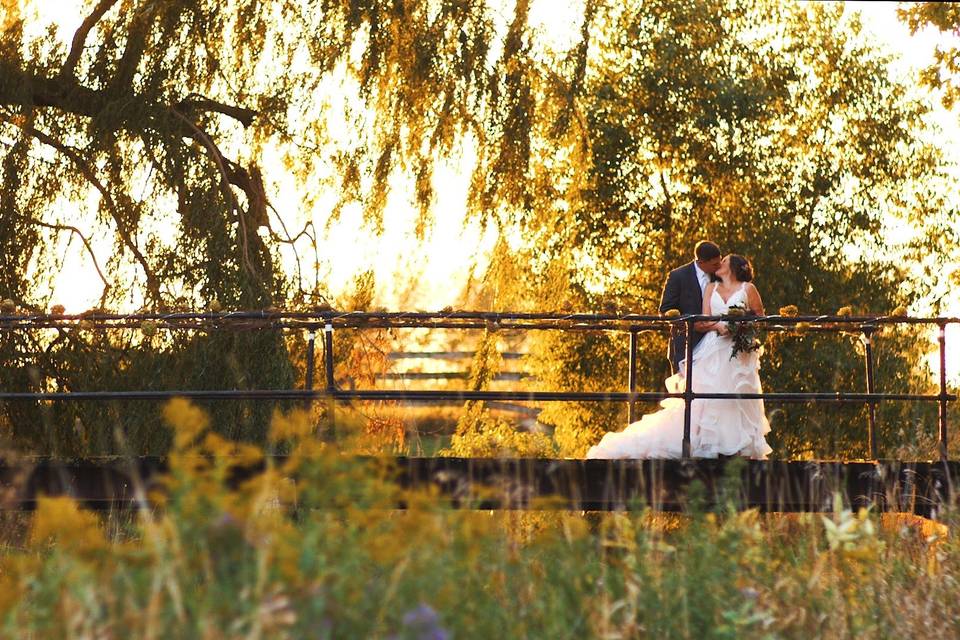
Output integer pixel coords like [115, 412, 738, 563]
[693, 262, 709, 294]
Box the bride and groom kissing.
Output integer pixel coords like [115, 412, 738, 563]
[587, 241, 773, 460]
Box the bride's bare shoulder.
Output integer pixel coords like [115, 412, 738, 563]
[745, 282, 764, 303]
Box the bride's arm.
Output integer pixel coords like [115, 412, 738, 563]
[746, 283, 765, 316]
[694, 283, 725, 333]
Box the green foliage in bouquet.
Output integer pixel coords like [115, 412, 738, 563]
[725, 305, 762, 360]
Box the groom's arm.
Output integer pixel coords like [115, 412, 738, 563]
[659, 270, 681, 314]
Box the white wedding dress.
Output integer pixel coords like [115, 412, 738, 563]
[587, 284, 773, 459]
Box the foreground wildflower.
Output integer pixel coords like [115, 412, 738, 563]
[389, 604, 450, 640]
[28, 496, 106, 554]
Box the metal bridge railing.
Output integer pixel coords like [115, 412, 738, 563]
[0, 311, 956, 460]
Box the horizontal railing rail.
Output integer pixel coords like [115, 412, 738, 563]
[0, 311, 955, 460]
[0, 389, 952, 403]
[1, 310, 957, 328]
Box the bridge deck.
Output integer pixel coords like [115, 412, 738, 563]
[3, 457, 956, 518]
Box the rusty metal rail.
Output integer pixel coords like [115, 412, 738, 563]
[0, 311, 956, 461]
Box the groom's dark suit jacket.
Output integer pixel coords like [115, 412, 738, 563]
[659, 261, 707, 372]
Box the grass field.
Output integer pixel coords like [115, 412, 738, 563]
[1, 401, 957, 638]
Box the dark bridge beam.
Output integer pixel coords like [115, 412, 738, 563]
[4, 457, 956, 519]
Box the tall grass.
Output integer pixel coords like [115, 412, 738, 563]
[1, 400, 957, 638]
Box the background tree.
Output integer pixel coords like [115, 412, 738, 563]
[510, 1, 957, 457]
[900, 3, 960, 109]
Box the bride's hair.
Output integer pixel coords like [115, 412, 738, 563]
[728, 255, 753, 282]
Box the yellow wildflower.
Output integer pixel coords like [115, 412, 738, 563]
[778, 304, 799, 317]
[663, 308, 681, 318]
[0, 569, 19, 614]
[836, 306, 853, 317]
[163, 398, 210, 449]
[203, 431, 234, 457]
[561, 513, 590, 542]
[233, 442, 265, 467]
[268, 408, 314, 442]
[29, 496, 106, 553]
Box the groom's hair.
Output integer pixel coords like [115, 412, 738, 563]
[694, 241, 721, 261]
[729, 255, 754, 282]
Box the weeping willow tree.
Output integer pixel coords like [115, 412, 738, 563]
[0, 0, 956, 456]
[0, 0, 479, 452]
[0, 0, 585, 453]
[0, 0, 525, 308]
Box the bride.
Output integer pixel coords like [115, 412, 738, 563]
[587, 254, 773, 459]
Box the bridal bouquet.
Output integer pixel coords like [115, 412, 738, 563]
[725, 304, 761, 360]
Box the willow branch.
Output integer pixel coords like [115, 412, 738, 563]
[269, 216, 315, 244]
[111, 9, 152, 95]
[170, 108, 258, 280]
[28, 218, 111, 298]
[266, 202, 306, 294]
[0, 114, 163, 303]
[0, 68, 257, 138]
[175, 96, 257, 128]
[60, 0, 121, 79]
[169, 108, 237, 208]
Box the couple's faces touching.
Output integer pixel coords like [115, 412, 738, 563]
[716, 256, 730, 279]
[698, 255, 736, 279]
[697, 255, 723, 276]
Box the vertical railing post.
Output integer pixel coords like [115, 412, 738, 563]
[323, 322, 336, 437]
[628, 329, 638, 425]
[682, 318, 695, 459]
[304, 329, 316, 408]
[938, 321, 949, 461]
[862, 329, 878, 460]
[323, 323, 335, 390]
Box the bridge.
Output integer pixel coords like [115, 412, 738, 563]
[0, 310, 956, 516]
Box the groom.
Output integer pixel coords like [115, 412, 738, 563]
[659, 240, 722, 373]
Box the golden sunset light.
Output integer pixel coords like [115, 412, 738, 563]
[24, 0, 960, 383]
[6, 1, 960, 635]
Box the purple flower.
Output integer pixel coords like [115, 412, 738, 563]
[394, 603, 450, 640]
